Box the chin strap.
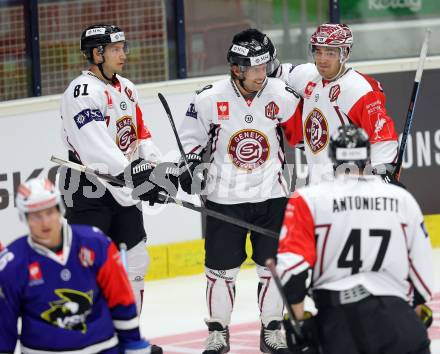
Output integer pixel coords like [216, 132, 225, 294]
[97, 63, 116, 83]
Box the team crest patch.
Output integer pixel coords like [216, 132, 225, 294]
[217, 102, 229, 120]
[116, 116, 137, 153]
[41, 289, 93, 333]
[124, 87, 135, 102]
[228, 129, 270, 170]
[265, 101, 279, 120]
[304, 108, 329, 154]
[329, 84, 341, 102]
[304, 81, 316, 99]
[79, 247, 95, 268]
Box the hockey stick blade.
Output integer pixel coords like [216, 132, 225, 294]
[50, 155, 124, 186]
[394, 28, 431, 180]
[50, 156, 278, 239]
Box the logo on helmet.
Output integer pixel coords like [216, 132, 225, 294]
[231, 45, 249, 56]
[85, 28, 106, 37]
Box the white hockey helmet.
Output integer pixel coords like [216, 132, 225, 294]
[16, 178, 63, 222]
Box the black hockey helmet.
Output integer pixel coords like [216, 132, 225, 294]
[328, 124, 370, 169]
[80, 24, 127, 63]
[227, 28, 279, 76]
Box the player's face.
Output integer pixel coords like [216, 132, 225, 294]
[27, 206, 62, 248]
[103, 42, 127, 74]
[312, 46, 342, 80]
[241, 63, 267, 92]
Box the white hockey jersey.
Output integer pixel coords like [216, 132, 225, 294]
[61, 71, 161, 206]
[179, 78, 303, 204]
[277, 175, 433, 304]
[277, 63, 399, 183]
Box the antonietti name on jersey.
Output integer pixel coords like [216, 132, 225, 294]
[332, 195, 399, 213]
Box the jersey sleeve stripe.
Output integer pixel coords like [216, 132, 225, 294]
[113, 317, 140, 331]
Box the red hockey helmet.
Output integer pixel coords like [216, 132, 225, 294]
[310, 23, 353, 48]
[310, 23, 353, 63]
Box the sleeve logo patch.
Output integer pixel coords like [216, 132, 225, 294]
[185, 103, 198, 119]
[74, 109, 105, 129]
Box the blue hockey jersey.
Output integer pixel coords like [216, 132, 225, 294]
[0, 221, 141, 354]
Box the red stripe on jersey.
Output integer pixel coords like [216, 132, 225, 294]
[280, 100, 304, 146]
[347, 90, 398, 144]
[278, 193, 316, 267]
[410, 262, 433, 298]
[401, 224, 432, 299]
[96, 242, 135, 308]
[316, 224, 332, 276]
[136, 104, 152, 140]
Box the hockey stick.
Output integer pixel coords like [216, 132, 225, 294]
[157, 92, 205, 206]
[394, 29, 431, 180]
[51, 156, 279, 239]
[265, 258, 304, 341]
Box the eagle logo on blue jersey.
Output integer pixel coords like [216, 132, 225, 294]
[41, 288, 93, 333]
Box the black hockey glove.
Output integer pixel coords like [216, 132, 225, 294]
[148, 161, 179, 204]
[125, 158, 179, 205]
[373, 163, 406, 188]
[283, 312, 320, 354]
[178, 153, 206, 195]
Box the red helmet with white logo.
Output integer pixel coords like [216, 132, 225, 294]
[310, 23, 353, 63]
[16, 178, 63, 222]
[310, 23, 353, 48]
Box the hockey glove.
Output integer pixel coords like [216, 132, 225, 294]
[119, 338, 152, 354]
[178, 153, 206, 195]
[126, 158, 178, 205]
[373, 163, 406, 188]
[283, 312, 320, 354]
[417, 304, 433, 328]
[148, 161, 179, 204]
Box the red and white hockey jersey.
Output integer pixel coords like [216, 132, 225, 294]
[179, 78, 303, 204]
[277, 63, 399, 183]
[61, 71, 161, 206]
[277, 175, 433, 304]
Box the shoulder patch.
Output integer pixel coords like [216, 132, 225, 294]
[74, 109, 104, 129]
[185, 103, 198, 119]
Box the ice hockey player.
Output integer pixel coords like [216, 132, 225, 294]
[0, 177, 155, 353]
[272, 23, 400, 185]
[60, 23, 177, 337]
[277, 125, 433, 354]
[177, 28, 303, 353]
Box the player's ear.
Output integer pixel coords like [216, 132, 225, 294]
[92, 47, 104, 64]
[230, 64, 240, 77]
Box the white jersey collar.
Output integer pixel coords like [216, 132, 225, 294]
[27, 219, 72, 266]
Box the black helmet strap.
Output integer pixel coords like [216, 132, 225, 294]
[94, 48, 117, 84]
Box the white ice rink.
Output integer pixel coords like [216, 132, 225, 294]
[141, 249, 440, 354]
